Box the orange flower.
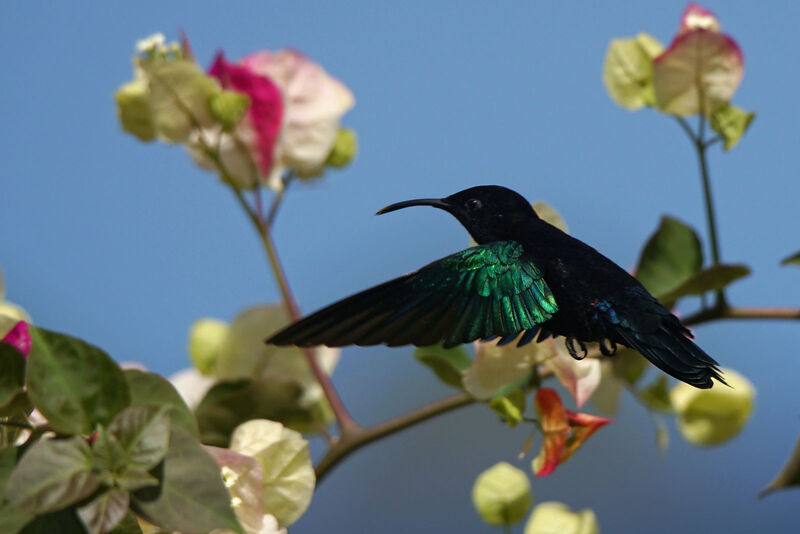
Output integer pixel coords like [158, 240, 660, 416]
[532, 388, 612, 477]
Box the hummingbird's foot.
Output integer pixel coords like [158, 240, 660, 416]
[598, 338, 617, 356]
[565, 336, 588, 360]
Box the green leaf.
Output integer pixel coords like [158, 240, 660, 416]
[603, 33, 663, 110]
[488, 390, 525, 427]
[19, 508, 87, 534]
[710, 104, 755, 150]
[26, 327, 130, 434]
[195, 377, 314, 447]
[0, 391, 34, 421]
[414, 345, 472, 388]
[590, 363, 622, 415]
[108, 512, 144, 534]
[5, 436, 100, 514]
[0, 505, 32, 534]
[146, 60, 222, 143]
[635, 216, 703, 299]
[533, 201, 568, 234]
[124, 369, 199, 438]
[108, 406, 170, 471]
[781, 251, 800, 267]
[92, 426, 127, 473]
[638, 376, 673, 414]
[611, 348, 649, 385]
[0, 447, 18, 493]
[761, 433, 800, 497]
[131, 427, 242, 534]
[77, 488, 130, 534]
[208, 90, 250, 131]
[114, 468, 159, 492]
[659, 263, 751, 302]
[0, 344, 25, 409]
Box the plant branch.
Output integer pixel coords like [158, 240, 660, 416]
[266, 170, 295, 227]
[695, 113, 722, 267]
[315, 392, 476, 483]
[682, 305, 800, 326]
[674, 115, 724, 305]
[191, 129, 358, 434]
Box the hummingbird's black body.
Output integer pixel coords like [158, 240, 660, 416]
[269, 186, 724, 389]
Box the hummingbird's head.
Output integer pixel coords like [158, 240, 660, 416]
[376, 185, 538, 244]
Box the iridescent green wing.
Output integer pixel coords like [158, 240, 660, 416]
[268, 241, 558, 348]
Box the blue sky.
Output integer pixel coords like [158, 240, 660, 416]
[2, 2, 800, 532]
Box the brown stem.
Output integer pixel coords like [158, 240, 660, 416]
[315, 392, 475, 483]
[683, 305, 800, 326]
[192, 132, 358, 434]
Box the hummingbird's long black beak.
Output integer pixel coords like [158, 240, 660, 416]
[376, 198, 451, 215]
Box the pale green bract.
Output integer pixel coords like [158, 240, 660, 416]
[709, 104, 755, 150]
[670, 367, 755, 446]
[472, 462, 533, 526]
[524, 501, 599, 534]
[230, 419, 315, 527]
[603, 33, 663, 110]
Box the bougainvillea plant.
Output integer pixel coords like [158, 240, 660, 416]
[1, 4, 798, 534]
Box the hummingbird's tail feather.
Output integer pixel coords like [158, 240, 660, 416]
[612, 324, 726, 389]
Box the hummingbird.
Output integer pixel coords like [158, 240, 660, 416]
[268, 186, 724, 388]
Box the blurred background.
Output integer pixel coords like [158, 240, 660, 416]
[2, 1, 799, 532]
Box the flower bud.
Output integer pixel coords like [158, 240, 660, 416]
[524, 501, 599, 534]
[325, 128, 358, 168]
[669, 367, 754, 446]
[472, 462, 532, 526]
[187, 318, 229, 375]
[114, 79, 156, 142]
[209, 90, 251, 131]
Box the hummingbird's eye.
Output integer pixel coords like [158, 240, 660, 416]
[466, 198, 482, 211]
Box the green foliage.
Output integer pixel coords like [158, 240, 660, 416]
[26, 327, 130, 434]
[710, 104, 755, 150]
[132, 428, 242, 533]
[611, 348, 649, 385]
[77, 488, 130, 534]
[489, 390, 526, 427]
[108, 512, 143, 534]
[781, 250, 800, 267]
[414, 344, 472, 388]
[635, 216, 703, 302]
[5, 437, 100, 514]
[659, 263, 750, 302]
[124, 369, 199, 438]
[18, 508, 86, 534]
[761, 433, 800, 497]
[0, 344, 25, 409]
[195, 377, 314, 446]
[107, 407, 170, 472]
[637, 376, 673, 414]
